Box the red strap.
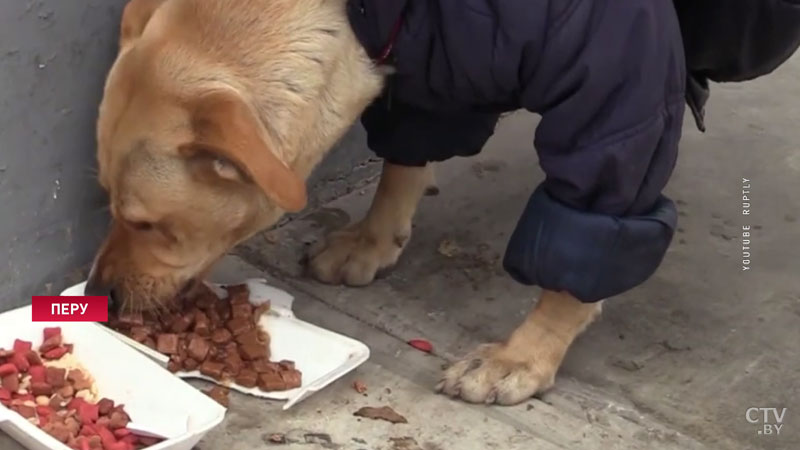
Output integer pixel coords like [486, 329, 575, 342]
[374, 15, 404, 65]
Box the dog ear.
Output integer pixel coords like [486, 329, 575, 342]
[120, 0, 165, 50]
[187, 89, 308, 213]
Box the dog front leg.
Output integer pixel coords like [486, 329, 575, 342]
[308, 161, 433, 286]
[438, 290, 602, 405]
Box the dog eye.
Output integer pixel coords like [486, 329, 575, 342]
[130, 221, 154, 231]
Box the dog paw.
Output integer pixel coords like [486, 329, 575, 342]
[307, 222, 408, 286]
[436, 343, 558, 405]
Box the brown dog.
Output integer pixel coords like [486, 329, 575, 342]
[88, 0, 601, 405]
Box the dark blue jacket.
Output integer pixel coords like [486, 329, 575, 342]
[345, 0, 796, 302]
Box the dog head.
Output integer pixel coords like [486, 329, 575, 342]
[87, 0, 384, 311]
[87, 36, 306, 311]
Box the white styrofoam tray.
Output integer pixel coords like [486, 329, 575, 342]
[61, 278, 371, 410]
[0, 306, 226, 450]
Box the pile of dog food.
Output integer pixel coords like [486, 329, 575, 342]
[0, 327, 162, 450]
[108, 283, 302, 394]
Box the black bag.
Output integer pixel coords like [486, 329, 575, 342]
[674, 0, 800, 130]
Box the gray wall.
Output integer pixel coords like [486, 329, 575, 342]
[0, 1, 375, 311]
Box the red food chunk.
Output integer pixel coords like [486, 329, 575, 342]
[113, 428, 131, 438]
[0, 387, 11, 400]
[67, 397, 87, 411]
[36, 405, 53, 417]
[97, 426, 117, 448]
[25, 350, 43, 366]
[78, 402, 99, 424]
[43, 346, 69, 360]
[407, 339, 433, 353]
[79, 424, 96, 436]
[13, 339, 33, 354]
[29, 365, 46, 383]
[43, 327, 62, 340]
[11, 352, 30, 372]
[1, 374, 20, 392]
[119, 434, 138, 446]
[40, 335, 62, 353]
[0, 363, 18, 376]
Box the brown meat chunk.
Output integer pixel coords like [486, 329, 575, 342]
[97, 398, 114, 415]
[167, 359, 181, 373]
[156, 334, 180, 355]
[193, 310, 211, 337]
[187, 336, 211, 362]
[239, 342, 266, 361]
[226, 318, 252, 336]
[230, 303, 252, 320]
[211, 328, 232, 344]
[352, 406, 408, 424]
[31, 381, 53, 396]
[257, 372, 286, 392]
[235, 329, 262, 346]
[225, 284, 250, 304]
[67, 369, 92, 391]
[129, 326, 151, 343]
[49, 394, 67, 409]
[199, 360, 225, 380]
[45, 367, 66, 388]
[57, 385, 74, 399]
[183, 358, 199, 371]
[117, 311, 144, 327]
[223, 351, 243, 376]
[279, 369, 302, 389]
[203, 386, 230, 407]
[235, 369, 258, 388]
[251, 359, 280, 374]
[109, 410, 129, 429]
[170, 315, 193, 334]
[215, 300, 232, 321]
[143, 337, 157, 350]
[278, 360, 295, 371]
[14, 404, 37, 419]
